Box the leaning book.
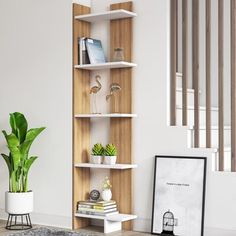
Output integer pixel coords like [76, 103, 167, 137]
[85, 38, 106, 64]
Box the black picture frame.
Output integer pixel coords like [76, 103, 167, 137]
[151, 155, 207, 236]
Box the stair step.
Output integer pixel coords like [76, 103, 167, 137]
[189, 126, 231, 130]
[176, 105, 218, 111]
[176, 87, 201, 94]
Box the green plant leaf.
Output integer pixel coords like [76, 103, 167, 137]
[26, 127, 46, 142]
[2, 131, 21, 170]
[24, 156, 38, 175]
[10, 112, 28, 144]
[1, 153, 11, 173]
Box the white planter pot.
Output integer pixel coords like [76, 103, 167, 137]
[90, 155, 103, 164]
[5, 191, 33, 214]
[103, 156, 117, 165]
[101, 189, 112, 201]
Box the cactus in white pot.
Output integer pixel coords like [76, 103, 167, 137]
[90, 143, 104, 164]
[103, 144, 117, 165]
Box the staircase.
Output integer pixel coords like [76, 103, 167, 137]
[176, 73, 231, 171]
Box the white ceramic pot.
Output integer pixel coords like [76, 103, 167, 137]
[101, 189, 112, 201]
[90, 155, 103, 164]
[5, 191, 33, 214]
[103, 156, 117, 165]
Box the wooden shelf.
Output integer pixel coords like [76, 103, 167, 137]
[75, 113, 137, 118]
[75, 213, 137, 222]
[75, 163, 138, 169]
[75, 9, 137, 22]
[74, 61, 137, 70]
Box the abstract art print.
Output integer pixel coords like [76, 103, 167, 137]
[151, 156, 207, 236]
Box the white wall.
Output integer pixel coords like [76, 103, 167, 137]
[0, 0, 86, 228]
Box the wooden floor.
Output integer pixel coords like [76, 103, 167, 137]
[0, 220, 150, 236]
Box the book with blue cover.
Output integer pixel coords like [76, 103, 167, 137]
[85, 38, 106, 64]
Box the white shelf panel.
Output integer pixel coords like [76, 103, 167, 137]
[75, 113, 137, 118]
[106, 214, 137, 222]
[75, 9, 137, 22]
[74, 61, 137, 70]
[75, 213, 137, 222]
[75, 163, 138, 169]
[75, 213, 105, 220]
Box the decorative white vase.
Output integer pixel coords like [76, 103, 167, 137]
[5, 191, 33, 214]
[90, 155, 103, 164]
[103, 156, 117, 165]
[101, 189, 112, 201]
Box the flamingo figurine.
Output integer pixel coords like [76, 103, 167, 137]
[106, 83, 121, 101]
[90, 75, 102, 114]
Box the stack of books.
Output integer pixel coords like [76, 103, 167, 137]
[78, 37, 106, 65]
[77, 200, 118, 216]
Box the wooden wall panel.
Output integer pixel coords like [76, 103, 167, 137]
[72, 4, 91, 230]
[110, 2, 133, 231]
[206, 0, 211, 148]
[218, 0, 224, 171]
[231, 0, 236, 171]
[170, 0, 177, 126]
[182, 0, 188, 126]
[192, 0, 200, 147]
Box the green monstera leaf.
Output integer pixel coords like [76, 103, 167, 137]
[10, 112, 28, 144]
[1, 113, 45, 192]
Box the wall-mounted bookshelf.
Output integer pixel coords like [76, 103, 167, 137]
[73, 1, 136, 233]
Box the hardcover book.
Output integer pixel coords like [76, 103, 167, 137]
[85, 38, 106, 64]
[78, 37, 90, 65]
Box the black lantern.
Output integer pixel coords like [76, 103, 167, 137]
[161, 210, 178, 235]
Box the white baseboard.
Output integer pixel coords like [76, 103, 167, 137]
[0, 208, 72, 229]
[133, 217, 151, 233]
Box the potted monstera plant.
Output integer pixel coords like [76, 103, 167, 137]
[1, 112, 45, 215]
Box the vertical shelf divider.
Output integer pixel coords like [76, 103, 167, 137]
[72, 3, 91, 230]
[110, 2, 133, 231]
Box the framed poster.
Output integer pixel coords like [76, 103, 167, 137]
[151, 156, 207, 236]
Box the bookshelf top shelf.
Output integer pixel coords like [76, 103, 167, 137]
[75, 9, 137, 22]
[74, 61, 137, 70]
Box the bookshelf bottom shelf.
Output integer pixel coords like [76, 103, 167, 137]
[75, 213, 137, 233]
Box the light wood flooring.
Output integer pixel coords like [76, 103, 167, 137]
[0, 221, 150, 236]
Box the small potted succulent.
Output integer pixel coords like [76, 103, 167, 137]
[103, 144, 117, 165]
[1, 112, 45, 216]
[91, 143, 104, 164]
[101, 177, 112, 201]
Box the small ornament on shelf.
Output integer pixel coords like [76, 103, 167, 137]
[113, 48, 125, 62]
[90, 75, 102, 114]
[89, 189, 100, 201]
[106, 83, 121, 113]
[101, 177, 112, 201]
